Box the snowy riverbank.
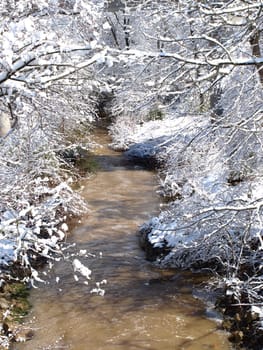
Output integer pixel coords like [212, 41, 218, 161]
[110, 113, 263, 349]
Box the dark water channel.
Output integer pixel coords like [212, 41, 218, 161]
[14, 130, 231, 350]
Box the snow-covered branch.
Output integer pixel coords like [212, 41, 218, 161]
[200, 201, 263, 214]
[0, 0, 102, 285]
[200, 2, 263, 15]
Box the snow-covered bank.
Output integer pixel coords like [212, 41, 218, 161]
[0, 181, 85, 278]
[110, 113, 263, 349]
[0, 0, 103, 289]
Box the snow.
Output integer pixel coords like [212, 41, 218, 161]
[0, 237, 15, 266]
[102, 21, 111, 30]
[110, 113, 206, 151]
[90, 279, 107, 296]
[251, 306, 263, 329]
[111, 105, 263, 278]
[114, 114, 218, 250]
[72, 259, 92, 280]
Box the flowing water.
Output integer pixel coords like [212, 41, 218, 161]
[14, 130, 231, 350]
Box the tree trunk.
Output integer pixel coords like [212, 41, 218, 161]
[250, 29, 263, 85]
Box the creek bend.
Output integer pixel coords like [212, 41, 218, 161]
[14, 130, 231, 350]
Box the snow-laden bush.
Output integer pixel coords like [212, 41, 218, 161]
[0, 0, 105, 283]
[0, 95, 91, 280]
[109, 73, 263, 310]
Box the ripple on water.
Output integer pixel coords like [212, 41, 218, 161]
[13, 131, 232, 350]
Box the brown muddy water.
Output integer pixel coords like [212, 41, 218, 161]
[14, 130, 231, 350]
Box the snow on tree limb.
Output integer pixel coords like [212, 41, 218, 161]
[199, 2, 263, 15]
[0, 0, 102, 288]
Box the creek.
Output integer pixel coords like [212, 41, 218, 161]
[14, 129, 231, 350]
